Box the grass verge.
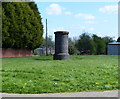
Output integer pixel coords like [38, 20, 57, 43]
[1, 55, 118, 94]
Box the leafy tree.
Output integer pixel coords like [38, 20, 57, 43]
[103, 36, 114, 44]
[41, 35, 55, 48]
[92, 34, 106, 54]
[102, 36, 114, 54]
[68, 38, 77, 55]
[117, 37, 120, 42]
[2, 2, 43, 50]
[89, 39, 97, 54]
[76, 33, 113, 55]
[77, 33, 95, 54]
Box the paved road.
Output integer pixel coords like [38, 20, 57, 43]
[1, 90, 119, 97]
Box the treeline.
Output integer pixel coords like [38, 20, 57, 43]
[68, 33, 116, 55]
[41, 33, 117, 55]
[41, 33, 119, 55]
[2, 2, 43, 50]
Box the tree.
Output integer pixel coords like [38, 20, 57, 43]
[92, 34, 106, 54]
[89, 39, 97, 54]
[77, 33, 95, 54]
[68, 38, 77, 55]
[102, 36, 114, 54]
[117, 37, 120, 42]
[2, 2, 43, 50]
[41, 35, 55, 48]
[76, 33, 113, 55]
[103, 36, 114, 44]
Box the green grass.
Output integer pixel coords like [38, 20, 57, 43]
[1, 55, 119, 94]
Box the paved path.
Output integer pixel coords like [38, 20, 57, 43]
[1, 90, 119, 97]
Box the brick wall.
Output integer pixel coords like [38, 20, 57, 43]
[1, 48, 33, 58]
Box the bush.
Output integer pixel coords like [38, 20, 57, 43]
[68, 45, 76, 55]
[76, 52, 80, 55]
[33, 49, 39, 55]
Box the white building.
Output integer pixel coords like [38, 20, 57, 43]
[107, 42, 120, 55]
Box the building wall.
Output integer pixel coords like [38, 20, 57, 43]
[107, 45, 120, 55]
[1, 48, 33, 58]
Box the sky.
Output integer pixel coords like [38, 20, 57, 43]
[36, 2, 118, 40]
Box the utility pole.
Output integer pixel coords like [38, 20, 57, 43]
[46, 19, 48, 56]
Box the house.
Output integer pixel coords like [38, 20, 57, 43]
[107, 42, 120, 55]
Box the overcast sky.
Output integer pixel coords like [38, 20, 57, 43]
[36, 2, 118, 40]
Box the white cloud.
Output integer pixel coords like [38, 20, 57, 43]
[89, 27, 95, 31]
[46, 4, 64, 15]
[103, 20, 109, 23]
[46, 4, 72, 16]
[64, 11, 72, 15]
[85, 21, 97, 24]
[99, 5, 118, 14]
[75, 13, 96, 20]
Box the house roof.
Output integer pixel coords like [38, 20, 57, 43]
[108, 42, 120, 45]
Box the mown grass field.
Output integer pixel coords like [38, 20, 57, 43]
[1, 55, 119, 94]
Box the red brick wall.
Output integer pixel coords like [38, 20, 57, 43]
[1, 48, 33, 58]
